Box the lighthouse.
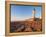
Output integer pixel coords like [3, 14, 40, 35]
[32, 8, 36, 21]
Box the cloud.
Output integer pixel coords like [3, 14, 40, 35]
[11, 16, 32, 21]
[11, 15, 41, 21]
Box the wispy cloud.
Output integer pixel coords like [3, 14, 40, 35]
[11, 15, 41, 21]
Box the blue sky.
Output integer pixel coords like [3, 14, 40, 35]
[11, 5, 42, 21]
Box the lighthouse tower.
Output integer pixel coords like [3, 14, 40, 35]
[32, 8, 36, 21]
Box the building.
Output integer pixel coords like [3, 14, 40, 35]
[32, 8, 36, 21]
